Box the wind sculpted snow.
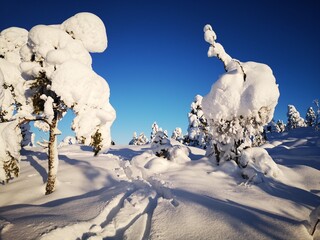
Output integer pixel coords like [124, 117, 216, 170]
[0, 128, 319, 239]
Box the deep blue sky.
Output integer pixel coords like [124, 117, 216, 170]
[1, 0, 320, 144]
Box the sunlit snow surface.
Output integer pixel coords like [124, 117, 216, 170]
[0, 128, 319, 240]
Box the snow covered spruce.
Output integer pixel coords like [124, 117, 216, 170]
[0, 27, 30, 183]
[286, 105, 307, 130]
[0, 13, 116, 194]
[185, 94, 209, 148]
[202, 24, 281, 182]
[129, 132, 149, 145]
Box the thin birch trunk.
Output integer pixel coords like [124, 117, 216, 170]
[45, 117, 59, 195]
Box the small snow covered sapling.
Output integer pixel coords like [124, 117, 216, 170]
[202, 24, 280, 181]
[0, 121, 22, 183]
[151, 131, 171, 158]
[151, 130, 190, 163]
[129, 132, 148, 145]
[18, 12, 116, 194]
[150, 122, 160, 142]
[286, 105, 306, 130]
[306, 107, 316, 127]
[312, 99, 320, 130]
[171, 127, 184, 143]
[186, 95, 209, 148]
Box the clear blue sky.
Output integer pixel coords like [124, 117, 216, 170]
[1, 0, 319, 144]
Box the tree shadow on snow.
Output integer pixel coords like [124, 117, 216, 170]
[188, 152, 205, 161]
[80, 145, 94, 152]
[172, 188, 308, 239]
[108, 147, 151, 160]
[267, 145, 320, 171]
[22, 149, 48, 183]
[58, 154, 102, 182]
[0, 180, 133, 236]
[256, 178, 320, 209]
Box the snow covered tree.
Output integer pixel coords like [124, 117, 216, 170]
[266, 120, 279, 133]
[4, 12, 116, 194]
[0, 27, 29, 123]
[150, 122, 160, 142]
[171, 127, 184, 143]
[305, 107, 316, 127]
[314, 99, 320, 130]
[286, 105, 306, 130]
[0, 121, 22, 183]
[58, 136, 77, 148]
[202, 24, 280, 180]
[129, 132, 148, 145]
[151, 131, 170, 158]
[0, 27, 31, 181]
[276, 120, 286, 133]
[129, 132, 138, 145]
[186, 95, 209, 148]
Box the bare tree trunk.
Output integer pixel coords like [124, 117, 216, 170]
[45, 117, 59, 195]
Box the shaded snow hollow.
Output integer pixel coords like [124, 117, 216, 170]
[0, 128, 319, 240]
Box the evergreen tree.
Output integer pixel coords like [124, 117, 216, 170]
[314, 99, 320, 130]
[129, 132, 138, 145]
[151, 131, 170, 158]
[276, 120, 286, 133]
[171, 127, 184, 143]
[129, 132, 148, 145]
[150, 122, 159, 142]
[202, 24, 279, 171]
[186, 95, 209, 148]
[266, 120, 279, 133]
[0, 27, 29, 182]
[286, 105, 307, 130]
[306, 107, 316, 127]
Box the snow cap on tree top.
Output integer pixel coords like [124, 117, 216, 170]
[61, 12, 107, 53]
[0, 27, 28, 65]
[0, 27, 28, 49]
[203, 24, 216, 44]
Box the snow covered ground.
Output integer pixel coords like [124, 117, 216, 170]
[0, 128, 319, 240]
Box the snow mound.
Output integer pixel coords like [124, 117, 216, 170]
[239, 147, 281, 183]
[144, 157, 170, 173]
[167, 144, 191, 163]
[58, 136, 77, 148]
[61, 12, 107, 53]
[0, 134, 319, 240]
[151, 132, 190, 163]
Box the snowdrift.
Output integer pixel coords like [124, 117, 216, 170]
[0, 128, 319, 239]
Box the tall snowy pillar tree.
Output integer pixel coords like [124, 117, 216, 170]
[19, 13, 116, 194]
[202, 24, 281, 182]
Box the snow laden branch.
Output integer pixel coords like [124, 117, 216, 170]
[204, 24, 246, 80]
[202, 24, 280, 183]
